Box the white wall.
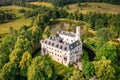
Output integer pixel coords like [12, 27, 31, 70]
[59, 34, 76, 44]
[41, 41, 82, 66]
[41, 43, 70, 66]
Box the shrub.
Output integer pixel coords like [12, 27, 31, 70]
[18, 9, 25, 13]
[97, 6, 101, 8]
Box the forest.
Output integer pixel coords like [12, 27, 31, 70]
[0, 0, 120, 6]
[0, 0, 120, 80]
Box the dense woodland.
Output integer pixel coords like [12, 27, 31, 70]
[0, 0, 120, 6]
[0, 0, 120, 80]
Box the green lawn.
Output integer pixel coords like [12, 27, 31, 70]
[64, 2, 120, 14]
[45, 55, 75, 77]
[29, 2, 54, 8]
[50, 59, 75, 75]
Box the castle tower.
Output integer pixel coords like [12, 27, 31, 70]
[76, 26, 80, 41]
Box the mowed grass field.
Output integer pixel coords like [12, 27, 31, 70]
[64, 2, 120, 14]
[0, 5, 33, 34]
[29, 2, 54, 8]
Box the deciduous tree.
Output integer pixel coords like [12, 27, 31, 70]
[27, 26, 42, 46]
[93, 56, 115, 80]
[9, 48, 23, 62]
[82, 62, 95, 78]
[95, 42, 117, 63]
[27, 56, 53, 80]
[0, 62, 18, 80]
[42, 26, 50, 39]
[15, 35, 32, 53]
[68, 70, 84, 80]
[19, 51, 32, 76]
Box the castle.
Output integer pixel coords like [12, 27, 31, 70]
[40, 26, 83, 66]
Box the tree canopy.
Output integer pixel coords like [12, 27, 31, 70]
[68, 70, 84, 80]
[93, 56, 115, 80]
[0, 62, 18, 80]
[19, 51, 32, 76]
[27, 56, 54, 80]
[95, 42, 117, 63]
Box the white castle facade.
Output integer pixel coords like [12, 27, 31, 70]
[40, 26, 83, 66]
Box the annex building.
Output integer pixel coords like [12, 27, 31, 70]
[40, 26, 83, 66]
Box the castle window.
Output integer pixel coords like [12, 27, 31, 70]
[56, 44, 59, 48]
[64, 57, 67, 61]
[60, 45, 62, 49]
[45, 41, 47, 43]
[50, 36, 52, 39]
[64, 47, 67, 50]
[52, 43, 54, 46]
[49, 42, 51, 45]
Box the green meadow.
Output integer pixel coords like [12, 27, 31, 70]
[29, 2, 54, 8]
[0, 5, 33, 42]
[64, 2, 120, 14]
[0, 5, 33, 34]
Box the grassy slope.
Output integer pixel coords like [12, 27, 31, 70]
[64, 2, 120, 14]
[0, 5, 32, 42]
[0, 18, 32, 34]
[0, 5, 32, 34]
[29, 2, 54, 8]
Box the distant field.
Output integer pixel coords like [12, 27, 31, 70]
[0, 5, 32, 10]
[0, 5, 32, 42]
[0, 5, 32, 34]
[0, 5, 32, 17]
[0, 18, 32, 34]
[64, 2, 120, 14]
[29, 2, 54, 8]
